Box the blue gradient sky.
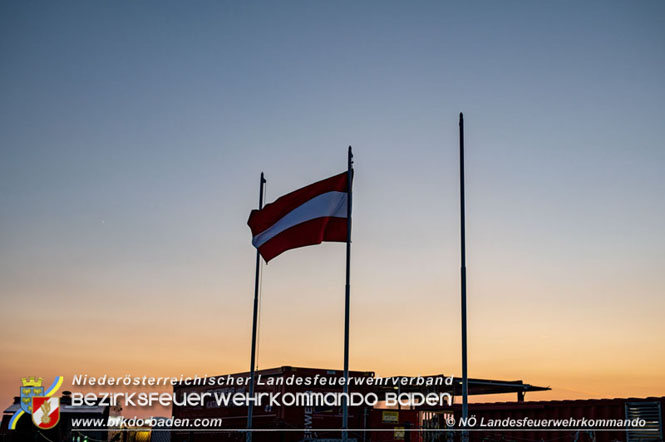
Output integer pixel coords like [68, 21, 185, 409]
[1, 0, 664, 404]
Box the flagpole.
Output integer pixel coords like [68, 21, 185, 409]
[247, 172, 266, 442]
[459, 113, 469, 442]
[342, 146, 353, 441]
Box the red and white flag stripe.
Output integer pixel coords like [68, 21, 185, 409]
[248, 171, 351, 262]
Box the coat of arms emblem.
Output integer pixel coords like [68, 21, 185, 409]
[32, 396, 60, 430]
[9, 376, 63, 430]
[20, 377, 44, 414]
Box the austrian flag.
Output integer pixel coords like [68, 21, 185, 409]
[248, 171, 352, 262]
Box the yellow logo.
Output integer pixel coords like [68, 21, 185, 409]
[21, 377, 43, 387]
[9, 376, 63, 430]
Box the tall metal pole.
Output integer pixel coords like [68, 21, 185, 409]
[247, 172, 266, 442]
[342, 146, 353, 441]
[459, 113, 469, 442]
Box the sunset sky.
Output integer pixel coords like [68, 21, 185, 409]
[1, 0, 664, 413]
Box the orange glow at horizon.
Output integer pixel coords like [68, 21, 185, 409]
[2, 271, 664, 417]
